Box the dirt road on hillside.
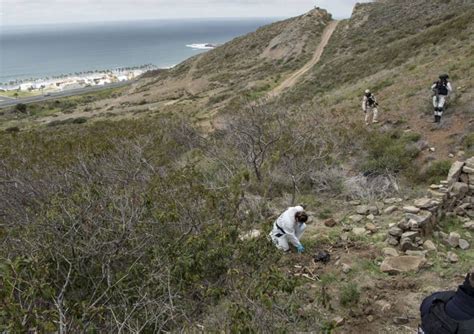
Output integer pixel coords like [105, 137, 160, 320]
[269, 20, 339, 97]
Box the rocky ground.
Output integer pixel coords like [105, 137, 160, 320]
[255, 156, 474, 333]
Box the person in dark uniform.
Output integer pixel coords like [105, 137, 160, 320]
[419, 270, 474, 333]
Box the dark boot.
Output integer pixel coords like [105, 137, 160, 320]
[435, 115, 441, 123]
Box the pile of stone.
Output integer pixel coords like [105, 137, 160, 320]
[385, 157, 474, 252]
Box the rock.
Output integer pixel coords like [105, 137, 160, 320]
[397, 219, 410, 230]
[463, 166, 474, 174]
[408, 219, 419, 230]
[459, 239, 470, 250]
[367, 214, 375, 221]
[349, 214, 364, 223]
[380, 256, 426, 274]
[349, 200, 361, 206]
[384, 206, 398, 214]
[448, 232, 461, 247]
[365, 223, 377, 233]
[447, 161, 465, 185]
[465, 157, 474, 169]
[383, 247, 399, 257]
[353, 227, 367, 236]
[414, 198, 436, 209]
[406, 211, 433, 226]
[239, 229, 261, 241]
[403, 206, 420, 214]
[400, 238, 419, 252]
[460, 173, 469, 184]
[430, 184, 442, 190]
[423, 240, 437, 252]
[457, 151, 466, 158]
[386, 236, 399, 246]
[449, 153, 455, 158]
[368, 206, 380, 215]
[447, 251, 459, 263]
[401, 231, 419, 240]
[405, 250, 426, 257]
[375, 300, 391, 312]
[428, 189, 447, 200]
[429, 147, 436, 152]
[356, 205, 370, 215]
[342, 263, 352, 274]
[464, 221, 474, 230]
[384, 197, 403, 205]
[367, 315, 374, 323]
[388, 226, 404, 237]
[332, 316, 345, 327]
[324, 218, 337, 227]
[451, 182, 469, 196]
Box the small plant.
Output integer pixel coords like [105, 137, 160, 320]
[340, 283, 360, 307]
[463, 133, 474, 154]
[5, 126, 20, 133]
[423, 160, 451, 184]
[14, 103, 27, 114]
[319, 273, 336, 309]
[318, 208, 333, 220]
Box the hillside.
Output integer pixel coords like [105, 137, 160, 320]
[282, 0, 474, 161]
[1, 0, 474, 332]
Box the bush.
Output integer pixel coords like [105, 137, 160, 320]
[72, 117, 87, 124]
[464, 133, 474, 154]
[361, 130, 420, 175]
[5, 126, 20, 133]
[14, 103, 27, 113]
[423, 160, 451, 184]
[340, 283, 360, 307]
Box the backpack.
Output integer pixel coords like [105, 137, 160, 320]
[366, 94, 377, 107]
[434, 80, 449, 96]
[421, 291, 474, 334]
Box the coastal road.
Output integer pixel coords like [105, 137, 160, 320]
[0, 81, 133, 109]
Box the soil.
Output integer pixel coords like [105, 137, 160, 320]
[269, 21, 339, 97]
[280, 215, 464, 334]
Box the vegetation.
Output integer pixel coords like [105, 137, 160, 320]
[360, 130, 420, 176]
[1, 0, 473, 331]
[339, 283, 360, 307]
[423, 160, 452, 184]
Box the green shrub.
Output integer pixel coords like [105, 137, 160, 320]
[423, 160, 451, 184]
[318, 208, 333, 219]
[72, 117, 87, 124]
[340, 283, 360, 307]
[5, 126, 20, 133]
[361, 130, 420, 175]
[14, 103, 27, 113]
[464, 133, 474, 154]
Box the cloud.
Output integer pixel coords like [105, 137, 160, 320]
[1, 0, 372, 25]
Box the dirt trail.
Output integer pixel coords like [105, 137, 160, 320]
[269, 20, 339, 97]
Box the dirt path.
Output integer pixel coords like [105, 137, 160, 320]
[269, 20, 339, 97]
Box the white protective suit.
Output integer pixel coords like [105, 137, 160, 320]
[431, 81, 452, 117]
[362, 94, 378, 125]
[269, 206, 306, 251]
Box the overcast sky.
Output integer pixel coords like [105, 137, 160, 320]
[1, 0, 372, 26]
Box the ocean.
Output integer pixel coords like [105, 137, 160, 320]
[0, 18, 277, 84]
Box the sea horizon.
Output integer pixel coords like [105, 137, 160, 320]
[0, 17, 279, 84]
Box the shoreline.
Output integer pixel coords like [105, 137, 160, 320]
[0, 64, 168, 95]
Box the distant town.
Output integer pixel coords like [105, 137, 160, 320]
[0, 64, 159, 96]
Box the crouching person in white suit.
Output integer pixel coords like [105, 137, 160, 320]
[269, 206, 308, 253]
